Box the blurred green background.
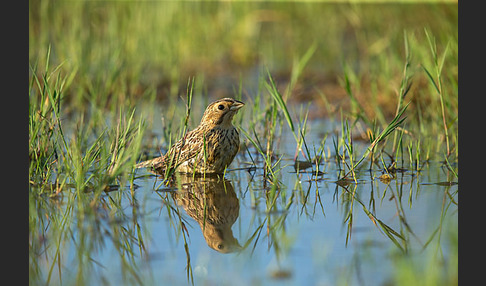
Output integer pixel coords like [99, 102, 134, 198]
[29, 0, 457, 119]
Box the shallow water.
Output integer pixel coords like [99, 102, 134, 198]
[30, 117, 457, 285]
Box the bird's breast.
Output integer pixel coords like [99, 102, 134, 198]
[204, 127, 240, 172]
[174, 126, 240, 174]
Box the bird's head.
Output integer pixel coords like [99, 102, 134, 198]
[200, 98, 245, 128]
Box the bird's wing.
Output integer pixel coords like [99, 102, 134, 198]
[134, 155, 165, 169]
[158, 128, 204, 170]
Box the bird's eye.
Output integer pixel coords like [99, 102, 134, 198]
[217, 104, 225, 110]
[218, 244, 224, 249]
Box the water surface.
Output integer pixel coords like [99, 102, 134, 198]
[30, 118, 457, 285]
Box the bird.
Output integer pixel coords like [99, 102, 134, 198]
[135, 98, 244, 174]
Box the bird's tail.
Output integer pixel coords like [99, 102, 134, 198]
[135, 157, 163, 169]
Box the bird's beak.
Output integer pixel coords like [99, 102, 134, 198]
[230, 100, 244, 111]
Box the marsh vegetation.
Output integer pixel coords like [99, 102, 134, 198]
[29, 1, 457, 285]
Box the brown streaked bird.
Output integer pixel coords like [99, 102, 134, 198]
[135, 98, 244, 174]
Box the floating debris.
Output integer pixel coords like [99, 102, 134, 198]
[378, 173, 394, 183]
[434, 181, 458, 186]
[269, 269, 292, 280]
[294, 160, 313, 171]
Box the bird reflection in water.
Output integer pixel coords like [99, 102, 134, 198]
[170, 173, 241, 253]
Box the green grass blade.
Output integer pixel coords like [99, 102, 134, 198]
[265, 69, 295, 134]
